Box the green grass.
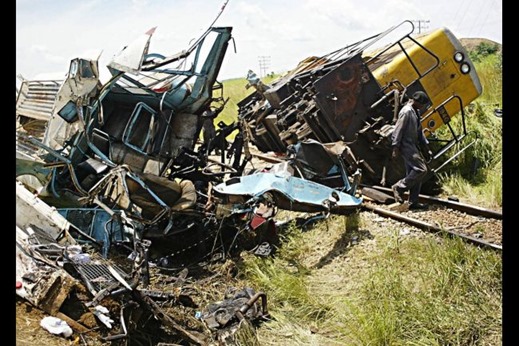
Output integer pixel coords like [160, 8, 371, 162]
[216, 77, 254, 127]
[239, 222, 330, 320]
[434, 53, 502, 208]
[237, 215, 502, 345]
[340, 236, 501, 345]
[214, 74, 280, 130]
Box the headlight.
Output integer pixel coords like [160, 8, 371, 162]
[460, 63, 470, 74]
[454, 51, 464, 62]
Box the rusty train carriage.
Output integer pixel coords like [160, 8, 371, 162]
[236, 20, 482, 189]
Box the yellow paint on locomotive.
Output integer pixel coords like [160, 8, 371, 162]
[370, 27, 482, 134]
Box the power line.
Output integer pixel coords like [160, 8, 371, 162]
[258, 56, 271, 78]
[412, 20, 430, 34]
[456, 0, 471, 34]
[451, 0, 469, 31]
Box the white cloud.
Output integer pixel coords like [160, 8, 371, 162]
[29, 45, 66, 64]
[16, 0, 502, 82]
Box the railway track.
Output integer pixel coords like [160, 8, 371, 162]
[361, 185, 502, 251]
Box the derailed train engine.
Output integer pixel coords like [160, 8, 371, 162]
[236, 20, 482, 190]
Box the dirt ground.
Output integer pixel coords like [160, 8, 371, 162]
[16, 295, 108, 346]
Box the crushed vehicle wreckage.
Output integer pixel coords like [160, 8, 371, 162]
[15, 20, 363, 344]
[16, 17, 482, 344]
[17, 179, 270, 345]
[16, 17, 364, 244]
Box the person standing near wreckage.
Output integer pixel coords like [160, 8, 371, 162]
[202, 108, 220, 155]
[391, 91, 433, 210]
[245, 69, 269, 99]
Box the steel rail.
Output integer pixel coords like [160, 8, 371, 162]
[363, 185, 502, 220]
[361, 202, 502, 251]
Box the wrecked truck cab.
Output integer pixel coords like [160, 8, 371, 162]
[21, 26, 233, 197]
[16, 25, 248, 257]
[36, 25, 233, 190]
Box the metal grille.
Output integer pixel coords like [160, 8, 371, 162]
[74, 256, 130, 295]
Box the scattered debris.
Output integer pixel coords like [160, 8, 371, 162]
[40, 316, 73, 338]
[16, 16, 485, 345]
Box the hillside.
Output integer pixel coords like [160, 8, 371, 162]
[460, 37, 502, 53]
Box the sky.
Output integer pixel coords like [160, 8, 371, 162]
[16, 0, 502, 86]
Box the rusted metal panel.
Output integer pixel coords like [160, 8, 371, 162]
[16, 80, 62, 121]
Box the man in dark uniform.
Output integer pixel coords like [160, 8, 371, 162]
[391, 91, 433, 210]
[202, 108, 218, 154]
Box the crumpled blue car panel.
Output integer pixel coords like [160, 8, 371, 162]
[214, 172, 362, 214]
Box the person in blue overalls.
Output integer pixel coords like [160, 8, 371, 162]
[391, 91, 433, 210]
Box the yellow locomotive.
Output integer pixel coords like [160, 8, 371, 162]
[237, 20, 482, 188]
